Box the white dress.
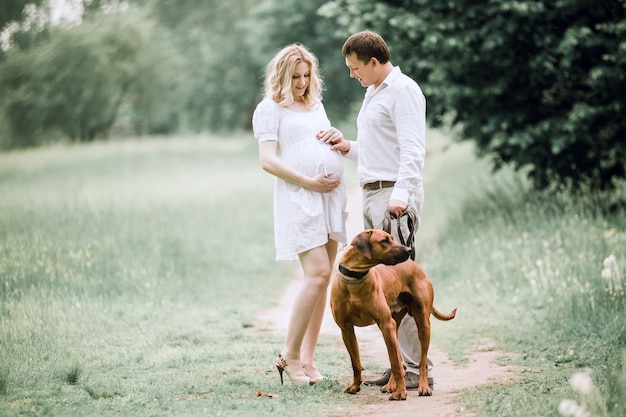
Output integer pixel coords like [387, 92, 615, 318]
[252, 98, 348, 262]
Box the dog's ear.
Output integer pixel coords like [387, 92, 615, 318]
[353, 231, 373, 259]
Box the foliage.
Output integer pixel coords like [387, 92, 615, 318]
[321, 0, 626, 191]
[0, 0, 47, 61]
[0, 0, 45, 30]
[145, 0, 267, 132]
[0, 7, 181, 147]
[2, 0, 363, 139]
[2, 0, 625, 193]
[0, 0, 363, 144]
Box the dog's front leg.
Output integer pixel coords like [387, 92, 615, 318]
[340, 325, 363, 394]
[378, 318, 407, 401]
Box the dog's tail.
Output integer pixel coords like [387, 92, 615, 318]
[432, 307, 457, 321]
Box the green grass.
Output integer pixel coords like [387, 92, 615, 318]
[421, 169, 626, 416]
[1, 131, 624, 416]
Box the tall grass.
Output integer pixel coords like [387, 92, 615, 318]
[426, 174, 626, 417]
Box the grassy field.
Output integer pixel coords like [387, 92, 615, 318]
[1, 132, 624, 417]
[418, 141, 626, 416]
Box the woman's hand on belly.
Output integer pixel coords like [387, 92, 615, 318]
[306, 172, 341, 193]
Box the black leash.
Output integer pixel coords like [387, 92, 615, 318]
[382, 209, 417, 260]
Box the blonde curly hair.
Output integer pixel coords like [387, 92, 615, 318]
[263, 44, 323, 109]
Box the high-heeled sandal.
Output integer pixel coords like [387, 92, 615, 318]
[303, 364, 325, 383]
[276, 354, 312, 386]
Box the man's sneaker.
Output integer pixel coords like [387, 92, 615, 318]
[363, 368, 392, 386]
[405, 371, 434, 390]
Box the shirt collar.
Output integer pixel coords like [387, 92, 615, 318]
[366, 66, 401, 96]
[383, 66, 402, 86]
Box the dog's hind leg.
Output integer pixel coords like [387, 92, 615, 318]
[411, 304, 433, 396]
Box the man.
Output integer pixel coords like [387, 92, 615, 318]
[317, 30, 433, 389]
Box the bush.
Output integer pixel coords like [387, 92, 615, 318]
[0, 7, 181, 148]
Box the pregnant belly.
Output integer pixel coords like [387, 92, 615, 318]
[300, 143, 344, 178]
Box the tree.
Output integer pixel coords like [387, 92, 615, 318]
[0, 7, 181, 146]
[0, 0, 47, 60]
[0, 0, 42, 27]
[146, 0, 267, 132]
[321, 0, 626, 191]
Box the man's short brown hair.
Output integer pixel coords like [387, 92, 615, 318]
[342, 30, 391, 65]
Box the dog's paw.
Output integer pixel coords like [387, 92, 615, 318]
[381, 379, 402, 393]
[380, 382, 393, 393]
[388, 390, 407, 401]
[344, 384, 361, 395]
[418, 386, 433, 396]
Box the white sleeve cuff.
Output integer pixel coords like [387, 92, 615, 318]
[344, 140, 358, 161]
[390, 187, 409, 204]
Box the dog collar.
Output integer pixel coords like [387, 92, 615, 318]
[337, 264, 369, 284]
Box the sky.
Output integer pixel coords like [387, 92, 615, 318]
[49, 0, 84, 25]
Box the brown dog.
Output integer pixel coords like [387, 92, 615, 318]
[330, 229, 457, 400]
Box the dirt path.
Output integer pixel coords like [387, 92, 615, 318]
[260, 187, 519, 417]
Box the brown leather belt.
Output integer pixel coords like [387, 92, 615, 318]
[363, 180, 395, 191]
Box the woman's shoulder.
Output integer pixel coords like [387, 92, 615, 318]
[255, 98, 281, 112]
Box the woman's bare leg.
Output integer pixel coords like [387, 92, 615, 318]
[300, 239, 337, 376]
[280, 241, 336, 374]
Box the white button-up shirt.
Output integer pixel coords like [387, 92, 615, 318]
[344, 66, 426, 204]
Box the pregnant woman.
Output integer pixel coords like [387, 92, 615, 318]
[252, 44, 348, 385]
